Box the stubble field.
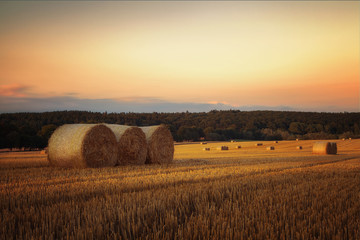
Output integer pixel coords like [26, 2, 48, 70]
[1, 139, 359, 239]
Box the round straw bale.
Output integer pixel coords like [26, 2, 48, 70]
[267, 146, 275, 150]
[141, 125, 174, 164]
[217, 146, 229, 150]
[296, 146, 303, 150]
[255, 143, 263, 146]
[235, 145, 241, 149]
[105, 124, 147, 165]
[203, 147, 210, 151]
[312, 141, 337, 155]
[48, 124, 118, 168]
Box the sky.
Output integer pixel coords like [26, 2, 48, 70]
[0, 1, 359, 113]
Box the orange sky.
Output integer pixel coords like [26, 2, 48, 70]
[0, 1, 359, 112]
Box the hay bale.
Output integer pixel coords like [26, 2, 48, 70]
[200, 142, 207, 145]
[48, 124, 118, 168]
[203, 147, 210, 151]
[217, 146, 229, 150]
[235, 145, 241, 149]
[105, 124, 147, 165]
[267, 146, 275, 150]
[255, 143, 263, 146]
[141, 125, 174, 164]
[313, 141, 337, 155]
[296, 146, 303, 150]
[274, 141, 278, 143]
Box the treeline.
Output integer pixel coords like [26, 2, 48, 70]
[0, 110, 359, 150]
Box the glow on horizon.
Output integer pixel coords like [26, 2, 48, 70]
[0, 1, 359, 112]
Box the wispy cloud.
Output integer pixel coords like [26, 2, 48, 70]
[0, 95, 357, 114]
[0, 84, 30, 97]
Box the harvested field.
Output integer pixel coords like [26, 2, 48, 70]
[1, 139, 359, 239]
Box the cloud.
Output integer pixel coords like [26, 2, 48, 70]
[0, 95, 357, 113]
[0, 84, 30, 97]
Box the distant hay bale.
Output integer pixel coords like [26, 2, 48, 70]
[267, 146, 275, 150]
[105, 124, 147, 165]
[349, 138, 352, 140]
[255, 143, 263, 146]
[40, 150, 46, 154]
[296, 146, 303, 150]
[235, 145, 241, 149]
[203, 147, 210, 151]
[141, 125, 174, 164]
[200, 142, 207, 145]
[217, 146, 229, 150]
[48, 124, 118, 168]
[274, 141, 278, 143]
[296, 139, 299, 141]
[312, 141, 337, 155]
[342, 138, 346, 141]
[231, 140, 235, 142]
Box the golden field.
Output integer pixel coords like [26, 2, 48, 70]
[1, 139, 359, 239]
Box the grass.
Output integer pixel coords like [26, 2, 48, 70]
[1, 139, 359, 239]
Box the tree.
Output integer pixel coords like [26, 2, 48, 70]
[289, 122, 306, 135]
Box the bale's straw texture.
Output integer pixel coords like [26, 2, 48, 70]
[48, 124, 118, 168]
[267, 146, 275, 150]
[105, 124, 147, 165]
[141, 125, 174, 164]
[312, 141, 337, 155]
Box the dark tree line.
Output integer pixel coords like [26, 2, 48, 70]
[0, 110, 359, 150]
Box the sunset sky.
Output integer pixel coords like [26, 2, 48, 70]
[0, 1, 359, 113]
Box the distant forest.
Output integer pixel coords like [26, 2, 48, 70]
[0, 110, 359, 150]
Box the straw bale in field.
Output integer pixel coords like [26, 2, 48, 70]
[203, 148, 210, 151]
[141, 125, 174, 164]
[274, 141, 278, 143]
[312, 141, 337, 155]
[235, 145, 241, 149]
[105, 124, 147, 165]
[296, 146, 303, 150]
[200, 142, 207, 145]
[255, 143, 263, 146]
[267, 146, 275, 150]
[48, 124, 118, 168]
[217, 146, 229, 150]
